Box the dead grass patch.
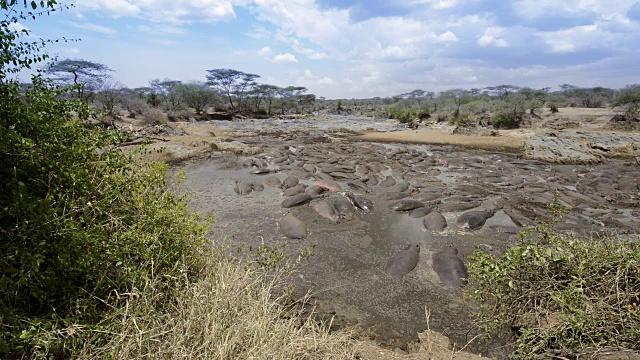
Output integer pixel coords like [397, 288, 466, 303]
[77, 248, 357, 359]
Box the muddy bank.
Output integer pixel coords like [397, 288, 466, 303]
[176, 124, 639, 358]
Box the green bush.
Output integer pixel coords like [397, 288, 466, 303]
[386, 105, 418, 123]
[467, 198, 640, 359]
[492, 110, 524, 129]
[417, 107, 431, 120]
[0, 76, 207, 357]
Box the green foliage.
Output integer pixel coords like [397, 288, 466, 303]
[492, 106, 525, 129]
[417, 107, 431, 120]
[386, 105, 418, 123]
[549, 104, 559, 113]
[0, 75, 208, 356]
[336, 99, 343, 111]
[613, 84, 640, 115]
[467, 196, 640, 359]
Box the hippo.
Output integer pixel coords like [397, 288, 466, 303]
[385, 244, 421, 278]
[455, 210, 495, 231]
[278, 213, 307, 239]
[283, 184, 307, 197]
[234, 180, 253, 195]
[388, 199, 425, 211]
[423, 211, 447, 232]
[281, 194, 313, 208]
[313, 200, 339, 222]
[334, 197, 356, 220]
[432, 246, 468, 288]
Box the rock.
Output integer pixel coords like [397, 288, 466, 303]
[526, 135, 600, 164]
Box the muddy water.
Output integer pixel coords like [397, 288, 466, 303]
[178, 126, 639, 356]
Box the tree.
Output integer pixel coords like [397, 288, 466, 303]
[254, 84, 280, 115]
[177, 81, 217, 114]
[1, 0, 73, 77]
[44, 58, 113, 101]
[95, 79, 125, 118]
[205, 68, 260, 112]
[484, 85, 520, 99]
[156, 79, 184, 110]
[440, 88, 470, 116]
[277, 86, 307, 114]
[613, 84, 640, 115]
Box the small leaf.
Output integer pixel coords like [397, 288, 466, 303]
[31, 1, 37, 10]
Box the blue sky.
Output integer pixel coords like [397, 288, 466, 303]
[9, 0, 640, 98]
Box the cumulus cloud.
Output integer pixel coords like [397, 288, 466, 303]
[477, 27, 509, 47]
[271, 53, 298, 63]
[66, 0, 640, 98]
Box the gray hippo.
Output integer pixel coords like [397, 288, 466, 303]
[385, 244, 420, 278]
[432, 246, 468, 288]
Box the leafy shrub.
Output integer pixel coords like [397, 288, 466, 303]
[167, 109, 192, 121]
[492, 110, 524, 129]
[468, 198, 640, 359]
[549, 104, 559, 113]
[417, 107, 431, 120]
[121, 95, 149, 118]
[142, 107, 169, 124]
[386, 105, 418, 123]
[435, 112, 451, 123]
[0, 76, 207, 356]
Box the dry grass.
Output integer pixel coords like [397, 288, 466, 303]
[77, 248, 357, 359]
[352, 129, 526, 152]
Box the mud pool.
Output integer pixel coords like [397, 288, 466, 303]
[177, 126, 640, 356]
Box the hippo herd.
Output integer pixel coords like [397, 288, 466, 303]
[228, 138, 639, 291]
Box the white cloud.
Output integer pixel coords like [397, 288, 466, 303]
[65, 22, 117, 37]
[62, 47, 81, 54]
[8, 22, 29, 32]
[514, 0, 638, 19]
[76, 0, 251, 24]
[478, 27, 509, 47]
[540, 24, 614, 53]
[308, 52, 328, 60]
[138, 24, 187, 35]
[271, 53, 298, 63]
[434, 31, 458, 43]
[257, 46, 274, 57]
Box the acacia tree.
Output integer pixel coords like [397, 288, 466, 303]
[177, 81, 217, 114]
[44, 58, 112, 101]
[253, 84, 280, 115]
[277, 86, 307, 114]
[205, 68, 260, 112]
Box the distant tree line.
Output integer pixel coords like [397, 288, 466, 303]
[38, 58, 317, 122]
[310, 83, 639, 129]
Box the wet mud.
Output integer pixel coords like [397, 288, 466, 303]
[177, 124, 640, 357]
